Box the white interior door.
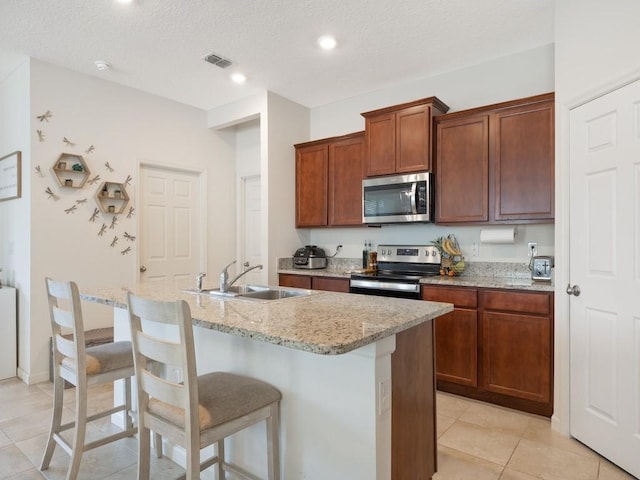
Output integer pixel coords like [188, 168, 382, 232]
[569, 79, 640, 477]
[241, 175, 263, 284]
[139, 165, 202, 289]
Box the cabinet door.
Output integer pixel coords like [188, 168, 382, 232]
[295, 143, 328, 227]
[435, 308, 478, 386]
[365, 113, 396, 177]
[481, 310, 552, 403]
[396, 104, 431, 173]
[492, 100, 554, 221]
[278, 274, 312, 289]
[328, 135, 364, 226]
[435, 115, 489, 223]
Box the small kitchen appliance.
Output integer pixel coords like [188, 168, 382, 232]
[293, 245, 328, 269]
[532, 255, 554, 281]
[349, 244, 441, 299]
[362, 172, 433, 224]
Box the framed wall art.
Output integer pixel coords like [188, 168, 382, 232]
[0, 151, 21, 201]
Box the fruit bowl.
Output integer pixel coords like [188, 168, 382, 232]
[431, 234, 465, 276]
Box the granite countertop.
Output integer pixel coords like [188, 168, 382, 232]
[278, 258, 555, 292]
[80, 283, 453, 356]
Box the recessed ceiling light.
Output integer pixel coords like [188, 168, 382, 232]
[115, 0, 133, 4]
[317, 35, 337, 50]
[94, 60, 111, 71]
[231, 73, 246, 84]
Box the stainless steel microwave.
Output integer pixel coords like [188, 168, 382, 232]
[362, 172, 433, 224]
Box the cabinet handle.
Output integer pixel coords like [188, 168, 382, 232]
[566, 284, 580, 296]
[140, 266, 147, 273]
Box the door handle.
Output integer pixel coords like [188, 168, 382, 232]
[566, 284, 581, 296]
[140, 266, 147, 273]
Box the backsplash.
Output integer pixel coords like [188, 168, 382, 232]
[278, 257, 533, 279]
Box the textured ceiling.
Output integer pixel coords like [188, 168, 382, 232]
[0, 0, 554, 111]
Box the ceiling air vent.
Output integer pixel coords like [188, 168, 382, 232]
[204, 53, 232, 69]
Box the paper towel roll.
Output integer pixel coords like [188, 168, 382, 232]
[480, 227, 516, 244]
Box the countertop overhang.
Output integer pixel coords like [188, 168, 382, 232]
[81, 284, 453, 356]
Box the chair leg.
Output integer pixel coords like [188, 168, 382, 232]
[124, 376, 134, 434]
[40, 374, 64, 470]
[138, 423, 151, 480]
[153, 431, 163, 458]
[67, 383, 88, 480]
[217, 439, 225, 479]
[266, 402, 280, 480]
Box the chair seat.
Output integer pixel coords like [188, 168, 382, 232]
[148, 372, 282, 431]
[62, 341, 134, 375]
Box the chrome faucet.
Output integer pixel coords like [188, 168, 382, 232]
[220, 261, 263, 293]
[196, 272, 207, 292]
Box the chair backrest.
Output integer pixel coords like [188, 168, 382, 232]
[126, 293, 200, 437]
[46, 277, 88, 385]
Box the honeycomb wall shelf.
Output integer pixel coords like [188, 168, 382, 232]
[95, 181, 130, 214]
[52, 153, 90, 188]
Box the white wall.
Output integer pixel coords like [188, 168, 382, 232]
[552, 0, 640, 434]
[21, 59, 235, 383]
[307, 45, 556, 263]
[0, 58, 31, 378]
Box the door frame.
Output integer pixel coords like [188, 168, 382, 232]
[554, 68, 640, 436]
[136, 160, 208, 284]
[236, 174, 264, 283]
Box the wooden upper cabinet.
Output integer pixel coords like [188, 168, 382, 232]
[434, 92, 554, 224]
[295, 132, 364, 228]
[328, 133, 365, 226]
[295, 143, 328, 227]
[435, 115, 490, 223]
[362, 97, 449, 177]
[493, 99, 555, 221]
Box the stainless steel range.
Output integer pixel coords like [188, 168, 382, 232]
[349, 244, 441, 299]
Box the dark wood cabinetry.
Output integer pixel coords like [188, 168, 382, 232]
[434, 93, 554, 224]
[422, 284, 554, 416]
[295, 132, 364, 228]
[362, 97, 449, 176]
[422, 286, 478, 387]
[278, 273, 349, 292]
[480, 289, 553, 408]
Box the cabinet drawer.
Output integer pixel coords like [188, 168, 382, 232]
[482, 290, 550, 315]
[278, 274, 312, 289]
[422, 286, 477, 308]
[312, 277, 350, 293]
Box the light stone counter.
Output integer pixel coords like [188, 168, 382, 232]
[82, 282, 452, 480]
[81, 283, 452, 355]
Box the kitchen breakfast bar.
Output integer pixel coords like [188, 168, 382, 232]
[81, 284, 453, 480]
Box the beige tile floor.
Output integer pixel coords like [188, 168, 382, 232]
[0, 377, 637, 479]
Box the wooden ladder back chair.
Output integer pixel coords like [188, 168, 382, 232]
[41, 277, 137, 480]
[126, 292, 282, 480]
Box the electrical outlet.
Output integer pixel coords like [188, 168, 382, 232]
[378, 378, 391, 415]
[528, 242, 538, 257]
[470, 242, 479, 257]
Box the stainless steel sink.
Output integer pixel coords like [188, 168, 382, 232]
[240, 288, 309, 300]
[184, 285, 310, 301]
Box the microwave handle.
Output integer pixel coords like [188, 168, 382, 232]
[410, 182, 418, 214]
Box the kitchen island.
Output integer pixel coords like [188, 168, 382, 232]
[81, 283, 453, 480]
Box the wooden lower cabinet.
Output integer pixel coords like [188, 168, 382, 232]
[423, 284, 554, 416]
[278, 273, 349, 292]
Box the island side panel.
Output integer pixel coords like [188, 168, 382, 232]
[115, 304, 397, 480]
[392, 320, 437, 479]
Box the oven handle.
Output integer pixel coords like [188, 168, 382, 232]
[349, 279, 420, 293]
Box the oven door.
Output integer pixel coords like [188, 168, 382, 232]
[349, 278, 421, 300]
